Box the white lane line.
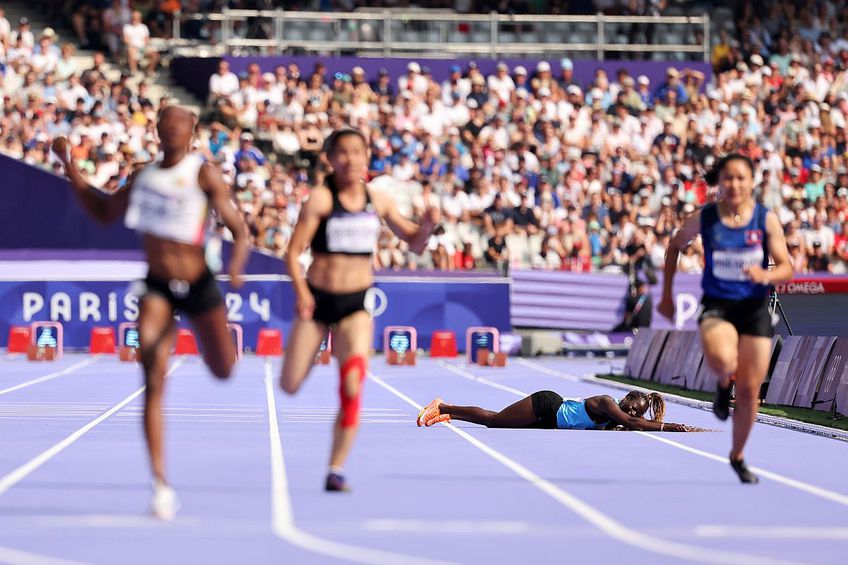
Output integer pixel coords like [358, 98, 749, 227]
[0, 358, 184, 498]
[516, 359, 848, 508]
[369, 371, 799, 565]
[437, 361, 528, 396]
[0, 357, 101, 396]
[0, 545, 92, 565]
[695, 525, 848, 539]
[262, 361, 456, 565]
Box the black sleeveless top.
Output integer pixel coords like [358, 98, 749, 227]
[310, 178, 382, 257]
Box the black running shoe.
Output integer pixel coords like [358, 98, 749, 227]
[325, 472, 350, 492]
[730, 458, 759, 484]
[713, 382, 732, 421]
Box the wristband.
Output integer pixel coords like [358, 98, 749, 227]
[660, 423, 665, 432]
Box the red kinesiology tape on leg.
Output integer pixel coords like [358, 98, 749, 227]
[339, 355, 367, 428]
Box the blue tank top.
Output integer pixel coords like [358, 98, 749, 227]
[556, 399, 609, 430]
[701, 203, 769, 300]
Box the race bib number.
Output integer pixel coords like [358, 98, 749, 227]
[712, 247, 764, 281]
[326, 214, 381, 254]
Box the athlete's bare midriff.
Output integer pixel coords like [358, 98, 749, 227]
[307, 253, 373, 294]
[143, 234, 208, 282]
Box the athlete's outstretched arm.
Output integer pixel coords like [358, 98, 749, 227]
[744, 210, 794, 285]
[595, 397, 688, 432]
[659, 212, 701, 320]
[371, 191, 437, 254]
[52, 137, 133, 225]
[200, 163, 249, 288]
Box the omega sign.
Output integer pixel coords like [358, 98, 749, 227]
[774, 282, 827, 295]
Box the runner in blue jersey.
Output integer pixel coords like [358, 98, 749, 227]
[660, 153, 793, 484]
[416, 390, 690, 432]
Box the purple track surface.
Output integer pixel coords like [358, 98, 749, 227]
[0, 353, 845, 565]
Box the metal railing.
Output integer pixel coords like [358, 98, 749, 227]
[168, 9, 710, 62]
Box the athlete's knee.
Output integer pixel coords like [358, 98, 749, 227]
[708, 351, 737, 376]
[339, 354, 367, 428]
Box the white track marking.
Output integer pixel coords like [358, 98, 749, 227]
[262, 361, 455, 565]
[0, 357, 100, 396]
[0, 359, 184, 497]
[516, 359, 848, 508]
[437, 361, 528, 396]
[636, 433, 848, 507]
[695, 525, 848, 539]
[369, 372, 799, 565]
[0, 545, 92, 565]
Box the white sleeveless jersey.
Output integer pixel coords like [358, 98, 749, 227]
[124, 153, 209, 245]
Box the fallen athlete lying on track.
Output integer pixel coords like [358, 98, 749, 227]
[417, 390, 706, 432]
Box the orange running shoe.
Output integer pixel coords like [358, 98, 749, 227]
[425, 413, 451, 427]
[416, 397, 443, 427]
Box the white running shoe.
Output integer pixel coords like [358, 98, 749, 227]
[151, 481, 180, 521]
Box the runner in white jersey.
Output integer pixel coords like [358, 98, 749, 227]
[52, 106, 249, 520]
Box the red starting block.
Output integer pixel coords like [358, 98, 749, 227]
[89, 326, 116, 354]
[228, 323, 243, 362]
[118, 322, 139, 362]
[430, 330, 458, 358]
[27, 322, 63, 361]
[174, 328, 199, 355]
[315, 333, 332, 365]
[384, 326, 417, 366]
[256, 328, 283, 356]
[476, 348, 508, 367]
[7, 326, 31, 353]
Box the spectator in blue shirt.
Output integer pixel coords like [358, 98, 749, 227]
[652, 67, 688, 105]
[233, 132, 265, 172]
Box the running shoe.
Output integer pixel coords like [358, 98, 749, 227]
[424, 413, 451, 427]
[325, 472, 350, 492]
[416, 397, 443, 427]
[151, 481, 180, 521]
[730, 458, 759, 484]
[713, 381, 732, 421]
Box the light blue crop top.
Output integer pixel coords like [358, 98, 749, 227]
[555, 399, 611, 430]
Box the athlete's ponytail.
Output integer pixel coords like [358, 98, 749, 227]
[645, 392, 665, 423]
[704, 153, 755, 186]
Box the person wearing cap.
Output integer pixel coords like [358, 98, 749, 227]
[12, 16, 33, 50]
[652, 67, 688, 105]
[488, 62, 515, 107]
[234, 131, 266, 172]
[531, 61, 553, 93]
[399, 61, 428, 96]
[370, 67, 394, 99]
[804, 164, 826, 202]
[440, 64, 470, 105]
[467, 74, 489, 109]
[557, 57, 580, 90]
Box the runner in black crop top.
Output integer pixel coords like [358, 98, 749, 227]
[280, 128, 438, 492]
[310, 180, 382, 257]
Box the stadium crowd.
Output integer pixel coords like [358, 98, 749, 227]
[1, 1, 847, 274]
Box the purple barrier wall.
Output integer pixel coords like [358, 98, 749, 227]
[172, 54, 711, 104]
[511, 270, 703, 331]
[0, 153, 139, 250]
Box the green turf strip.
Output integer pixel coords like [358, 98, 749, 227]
[596, 373, 848, 432]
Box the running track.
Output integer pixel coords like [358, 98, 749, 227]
[0, 353, 845, 565]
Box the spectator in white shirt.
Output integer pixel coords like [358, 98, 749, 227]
[487, 62, 515, 107]
[209, 60, 240, 104]
[123, 11, 159, 75]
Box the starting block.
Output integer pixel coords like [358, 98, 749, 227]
[315, 333, 332, 365]
[228, 323, 243, 362]
[467, 326, 501, 365]
[256, 328, 283, 356]
[174, 328, 199, 355]
[430, 330, 458, 358]
[475, 348, 508, 367]
[7, 326, 31, 353]
[89, 326, 116, 354]
[384, 326, 417, 366]
[118, 322, 139, 362]
[27, 322, 63, 361]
